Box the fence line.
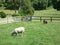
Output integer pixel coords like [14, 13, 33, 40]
[0, 16, 60, 24]
[27, 16, 60, 22]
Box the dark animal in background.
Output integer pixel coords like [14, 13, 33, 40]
[43, 19, 48, 24]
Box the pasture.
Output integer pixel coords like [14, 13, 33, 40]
[0, 7, 60, 16]
[34, 8, 60, 16]
[0, 21, 60, 45]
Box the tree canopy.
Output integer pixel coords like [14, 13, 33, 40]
[0, 0, 60, 15]
[19, 0, 34, 15]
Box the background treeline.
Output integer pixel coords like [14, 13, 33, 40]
[0, 0, 60, 16]
[0, 0, 60, 10]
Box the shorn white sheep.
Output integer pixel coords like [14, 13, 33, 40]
[11, 27, 25, 37]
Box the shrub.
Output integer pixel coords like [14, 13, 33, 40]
[12, 13, 20, 17]
[0, 12, 6, 18]
[5, 3, 19, 10]
[12, 13, 26, 17]
[0, 4, 2, 7]
[19, 12, 26, 16]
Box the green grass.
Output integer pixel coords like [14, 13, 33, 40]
[0, 7, 60, 16]
[0, 7, 18, 14]
[34, 8, 60, 16]
[0, 10, 18, 14]
[0, 21, 60, 45]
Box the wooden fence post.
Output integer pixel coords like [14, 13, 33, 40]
[40, 17, 42, 21]
[7, 17, 8, 23]
[50, 17, 52, 22]
[29, 16, 32, 21]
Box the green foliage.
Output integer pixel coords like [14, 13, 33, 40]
[52, 0, 57, 9]
[32, 0, 48, 10]
[0, 12, 6, 18]
[19, 0, 34, 15]
[12, 12, 27, 17]
[52, 0, 60, 10]
[1, 0, 60, 11]
[0, 4, 2, 7]
[12, 12, 26, 17]
[3, 0, 20, 10]
[56, 1, 60, 10]
[48, 0, 52, 7]
[19, 12, 26, 16]
[5, 3, 19, 10]
[12, 13, 20, 17]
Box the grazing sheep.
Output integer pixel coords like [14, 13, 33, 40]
[11, 27, 25, 37]
[43, 19, 48, 24]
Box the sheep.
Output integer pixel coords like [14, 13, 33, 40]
[43, 19, 48, 24]
[11, 27, 25, 37]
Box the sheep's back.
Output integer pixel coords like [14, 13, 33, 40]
[15, 27, 25, 32]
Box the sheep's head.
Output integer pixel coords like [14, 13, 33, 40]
[11, 31, 17, 36]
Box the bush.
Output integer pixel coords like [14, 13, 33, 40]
[12, 13, 20, 17]
[0, 12, 6, 18]
[5, 3, 19, 10]
[0, 4, 2, 7]
[12, 12, 27, 17]
[19, 12, 26, 16]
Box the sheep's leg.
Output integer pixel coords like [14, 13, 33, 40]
[22, 32, 24, 37]
[16, 32, 18, 36]
[15, 31, 18, 36]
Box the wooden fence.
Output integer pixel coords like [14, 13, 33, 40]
[25, 16, 60, 22]
[0, 16, 60, 24]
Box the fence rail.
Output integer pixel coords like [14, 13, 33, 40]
[29, 16, 60, 22]
[0, 16, 60, 24]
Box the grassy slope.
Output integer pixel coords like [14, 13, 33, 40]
[34, 8, 60, 16]
[0, 21, 60, 45]
[0, 10, 18, 14]
[0, 7, 18, 14]
[0, 7, 60, 16]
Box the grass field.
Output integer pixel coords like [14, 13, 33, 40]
[34, 8, 60, 16]
[0, 21, 60, 45]
[0, 10, 18, 14]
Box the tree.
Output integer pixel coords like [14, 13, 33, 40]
[56, 1, 60, 10]
[52, 0, 60, 10]
[5, 0, 19, 10]
[32, 0, 49, 10]
[48, 0, 52, 7]
[52, 0, 57, 9]
[19, 0, 34, 15]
